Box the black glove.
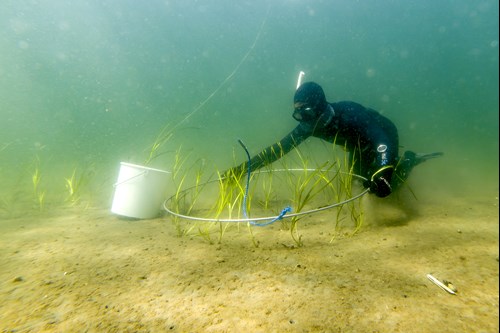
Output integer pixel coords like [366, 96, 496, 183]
[364, 166, 394, 198]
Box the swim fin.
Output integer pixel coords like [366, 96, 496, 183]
[401, 151, 444, 169]
[411, 151, 444, 166]
[392, 151, 444, 189]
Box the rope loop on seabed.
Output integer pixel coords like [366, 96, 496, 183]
[162, 169, 369, 225]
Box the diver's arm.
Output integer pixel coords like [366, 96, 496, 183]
[338, 103, 398, 198]
[226, 125, 309, 178]
[366, 131, 398, 198]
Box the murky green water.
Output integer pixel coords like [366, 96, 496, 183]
[0, 0, 498, 218]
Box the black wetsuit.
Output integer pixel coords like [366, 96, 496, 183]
[240, 101, 398, 181]
[227, 81, 442, 198]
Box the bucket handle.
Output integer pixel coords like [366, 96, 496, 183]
[113, 171, 148, 187]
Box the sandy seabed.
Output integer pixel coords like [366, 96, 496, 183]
[1, 193, 498, 333]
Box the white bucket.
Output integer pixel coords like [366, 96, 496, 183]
[111, 162, 171, 219]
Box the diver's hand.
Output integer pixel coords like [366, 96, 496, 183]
[364, 167, 393, 198]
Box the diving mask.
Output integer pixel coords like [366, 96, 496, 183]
[293, 103, 317, 121]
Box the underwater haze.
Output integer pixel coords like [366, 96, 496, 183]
[0, 0, 498, 215]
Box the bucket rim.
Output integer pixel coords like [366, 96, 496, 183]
[119, 162, 171, 174]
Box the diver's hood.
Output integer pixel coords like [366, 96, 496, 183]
[293, 82, 328, 121]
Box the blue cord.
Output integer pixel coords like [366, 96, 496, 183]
[237, 139, 291, 227]
[250, 206, 292, 226]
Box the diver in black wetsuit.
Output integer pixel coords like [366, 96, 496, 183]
[225, 81, 443, 198]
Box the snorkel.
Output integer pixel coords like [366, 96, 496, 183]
[296, 70, 305, 89]
[293, 70, 307, 121]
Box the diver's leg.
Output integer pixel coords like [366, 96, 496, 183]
[392, 151, 444, 189]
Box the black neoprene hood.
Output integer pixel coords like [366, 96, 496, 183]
[294, 82, 328, 112]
